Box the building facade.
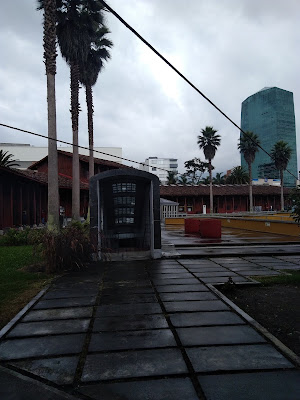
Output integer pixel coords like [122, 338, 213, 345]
[0, 143, 122, 169]
[140, 157, 178, 184]
[241, 87, 297, 187]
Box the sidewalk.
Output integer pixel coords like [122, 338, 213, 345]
[0, 253, 300, 399]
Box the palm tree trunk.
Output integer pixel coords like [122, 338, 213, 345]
[47, 74, 59, 229]
[249, 162, 253, 212]
[280, 169, 284, 211]
[209, 161, 213, 213]
[86, 85, 94, 179]
[70, 62, 80, 221]
[44, 0, 59, 230]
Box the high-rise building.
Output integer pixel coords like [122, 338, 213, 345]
[241, 87, 297, 187]
[140, 157, 178, 184]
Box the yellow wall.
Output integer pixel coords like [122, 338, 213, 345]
[164, 216, 300, 236]
[220, 218, 300, 237]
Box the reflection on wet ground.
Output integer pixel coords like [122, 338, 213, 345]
[162, 225, 300, 246]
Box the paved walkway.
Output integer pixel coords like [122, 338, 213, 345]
[0, 255, 300, 399]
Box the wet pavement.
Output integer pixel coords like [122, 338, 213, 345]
[1, 253, 300, 399]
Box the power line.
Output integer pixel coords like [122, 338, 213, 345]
[0, 122, 174, 175]
[100, 0, 298, 181]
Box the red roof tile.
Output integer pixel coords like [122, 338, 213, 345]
[160, 184, 291, 196]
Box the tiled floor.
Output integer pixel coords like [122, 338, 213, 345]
[0, 257, 299, 400]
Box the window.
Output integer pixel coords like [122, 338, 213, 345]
[113, 197, 136, 206]
[115, 217, 134, 224]
[114, 207, 134, 215]
[112, 183, 136, 193]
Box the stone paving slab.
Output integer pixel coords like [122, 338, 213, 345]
[0, 334, 85, 360]
[273, 265, 300, 270]
[101, 287, 155, 295]
[78, 377, 198, 400]
[163, 300, 230, 313]
[186, 344, 294, 372]
[227, 265, 271, 271]
[96, 303, 162, 317]
[89, 329, 176, 352]
[198, 370, 300, 400]
[22, 307, 93, 322]
[81, 349, 188, 381]
[93, 314, 169, 332]
[160, 292, 218, 302]
[9, 356, 79, 385]
[187, 267, 229, 272]
[176, 325, 265, 346]
[193, 271, 241, 278]
[200, 276, 249, 283]
[33, 297, 97, 310]
[153, 278, 199, 286]
[235, 270, 280, 276]
[103, 281, 152, 288]
[156, 284, 209, 293]
[170, 311, 246, 327]
[7, 319, 90, 338]
[42, 289, 98, 300]
[99, 294, 158, 304]
[149, 270, 189, 275]
[150, 273, 193, 279]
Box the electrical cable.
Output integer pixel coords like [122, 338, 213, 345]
[99, 0, 298, 181]
[0, 122, 175, 175]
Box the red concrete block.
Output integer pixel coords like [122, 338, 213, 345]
[184, 218, 201, 234]
[200, 219, 222, 238]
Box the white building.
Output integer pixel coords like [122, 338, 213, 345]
[140, 157, 178, 184]
[0, 143, 122, 169]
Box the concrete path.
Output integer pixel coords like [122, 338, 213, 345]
[0, 255, 300, 399]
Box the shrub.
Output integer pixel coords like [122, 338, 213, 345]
[0, 227, 46, 246]
[33, 222, 94, 273]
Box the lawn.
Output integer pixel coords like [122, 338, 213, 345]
[0, 245, 52, 329]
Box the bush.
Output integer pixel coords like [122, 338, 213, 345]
[0, 228, 46, 246]
[33, 222, 94, 273]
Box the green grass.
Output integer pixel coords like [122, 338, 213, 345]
[0, 246, 52, 328]
[254, 270, 300, 286]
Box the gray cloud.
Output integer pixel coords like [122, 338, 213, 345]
[0, 0, 299, 176]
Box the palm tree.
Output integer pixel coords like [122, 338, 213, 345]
[177, 174, 189, 185]
[0, 150, 19, 168]
[238, 131, 260, 212]
[79, 25, 112, 179]
[56, 0, 105, 220]
[226, 166, 249, 184]
[37, 0, 60, 230]
[197, 126, 221, 213]
[213, 172, 225, 184]
[166, 171, 177, 185]
[271, 140, 292, 210]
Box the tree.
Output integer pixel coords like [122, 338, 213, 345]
[290, 186, 300, 224]
[197, 126, 221, 213]
[177, 173, 189, 185]
[184, 158, 209, 184]
[56, 0, 105, 220]
[37, 0, 60, 230]
[238, 131, 260, 212]
[213, 172, 225, 184]
[0, 150, 19, 168]
[226, 166, 249, 184]
[271, 140, 292, 210]
[79, 25, 112, 179]
[166, 170, 177, 185]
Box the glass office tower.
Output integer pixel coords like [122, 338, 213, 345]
[241, 87, 297, 187]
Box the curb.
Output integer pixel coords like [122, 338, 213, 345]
[208, 283, 300, 368]
[0, 285, 50, 340]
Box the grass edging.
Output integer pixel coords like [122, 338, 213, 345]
[208, 283, 300, 368]
[0, 285, 50, 340]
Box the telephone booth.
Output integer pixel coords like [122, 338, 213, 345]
[90, 169, 161, 261]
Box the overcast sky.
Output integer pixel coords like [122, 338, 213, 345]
[1, 0, 300, 175]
